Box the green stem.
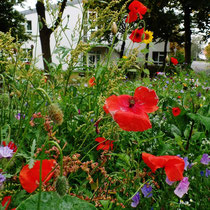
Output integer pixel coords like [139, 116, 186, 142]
[36, 87, 52, 104]
[125, 179, 152, 203]
[37, 159, 43, 210]
[49, 141, 63, 176]
[0, 74, 5, 93]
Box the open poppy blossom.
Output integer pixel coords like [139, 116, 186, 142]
[19, 159, 56, 193]
[2, 141, 17, 152]
[88, 77, 96, 87]
[126, 1, 147, 23]
[171, 57, 178, 65]
[142, 152, 185, 181]
[129, 28, 144, 43]
[172, 107, 181, 117]
[103, 86, 158, 132]
[95, 137, 114, 151]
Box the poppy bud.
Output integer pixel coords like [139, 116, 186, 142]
[111, 22, 118, 35]
[56, 176, 69, 197]
[0, 93, 10, 108]
[48, 103, 63, 125]
[165, 55, 169, 63]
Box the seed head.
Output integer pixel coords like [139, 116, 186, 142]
[48, 103, 63, 125]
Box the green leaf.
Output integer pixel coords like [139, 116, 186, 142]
[143, 68, 150, 75]
[187, 113, 210, 131]
[95, 66, 106, 80]
[140, 48, 149, 54]
[17, 192, 96, 210]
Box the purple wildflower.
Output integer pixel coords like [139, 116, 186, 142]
[174, 177, 190, 198]
[166, 176, 175, 186]
[166, 81, 169, 84]
[180, 90, 184, 93]
[131, 192, 140, 208]
[183, 157, 189, 171]
[200, 171, 204, 176]
[205, 169, 210, 178]
[197, 92, 201, 98]
[15, 113, 21, 120]
[200, 154, 209, 165]
[0, 173, 6, 187]
[141, 183, 153, 198]
[0, 146, 14, 158]
[78, 109, 81, 115]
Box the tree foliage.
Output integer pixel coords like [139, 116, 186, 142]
[0, 1, 28, 41]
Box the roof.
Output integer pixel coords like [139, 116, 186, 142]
[21, 0, 82, 15]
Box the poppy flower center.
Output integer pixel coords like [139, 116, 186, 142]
[129, 98, 135, 107]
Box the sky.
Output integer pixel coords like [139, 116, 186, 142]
[14, 0, 57, 11]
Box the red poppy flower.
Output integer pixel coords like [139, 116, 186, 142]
[95, 137, 114, 151]
[19, 159, 56, 193]
[2, 141, 17, 152]
[88, 77, 96, 87]
[172, 107, 181, 117]
[103, 86, 158, 132]
[142, 152, 185, 181]
[125, 1, 147, 23]
[171, 57, 178, 65]
[1, 196, 12, 210]
[129, 28, 144, 43]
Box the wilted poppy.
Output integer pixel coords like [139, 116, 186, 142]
[103, 86, 158, 132]
[1, 196, 11, 210]
[95, 137, 114, 151]
[142, 152, 185, 181]
[172, 107, 181, 117]
[171, 57, 178, 65]
[19, 159, 56, 193]
[88, 77, 96, 87]
[126, 1, 147, 23]
[129, 28, 144, 43]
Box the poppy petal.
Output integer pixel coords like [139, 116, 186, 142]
[142, 153, 166, 172]
[95, 137, 106, 143]
[103, 95, 132, 116]
[1, 196, 12, 210]
[134, 86, 159, 113]
[165, 158, 185, 181]
[19, 159, 56, 193]
[113, 110, 151, 132]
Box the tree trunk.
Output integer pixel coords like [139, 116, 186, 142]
[162, 39, 168, 68]
[39, 28, 52, 71]
[120, 40, 126, 58]
[36, 0, 67, 72]
[184, 5, 192, 64]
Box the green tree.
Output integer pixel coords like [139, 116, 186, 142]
[174, 0, 210, 64]
[0, 0, 28, 41]
[204, 43, 210, 61]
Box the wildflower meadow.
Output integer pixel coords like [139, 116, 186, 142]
[0, 0, 209, 209]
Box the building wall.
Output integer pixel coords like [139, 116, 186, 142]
[22, 2, 170, 69]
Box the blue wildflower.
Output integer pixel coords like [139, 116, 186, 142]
[131, 192, 140, 208]
[141, 183, 153, 198]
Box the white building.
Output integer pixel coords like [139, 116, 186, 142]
[21, 0, 170, 69]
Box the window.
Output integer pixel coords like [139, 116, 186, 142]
[152, 52, 165, 65]
[22, 48, 32, 62]
[87, 51, 100, 68]
[26, 20, 32, 34]
[83, 10, 97, 41]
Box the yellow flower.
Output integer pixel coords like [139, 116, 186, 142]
[122, 56, 128, 59]
[142, 30, 153, 44]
